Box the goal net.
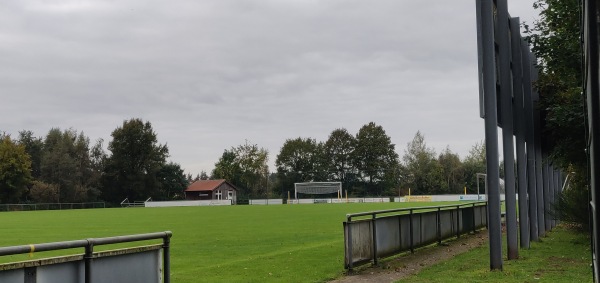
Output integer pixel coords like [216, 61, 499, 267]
[294, 182, 342, 200]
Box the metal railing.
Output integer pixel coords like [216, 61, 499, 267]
[0, 231, 172, 283]
[120, 197, 150, 207]
[0, 202, 106, 212]
[344, 202, 487, 269]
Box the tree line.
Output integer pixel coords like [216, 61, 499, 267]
[211, 122, 488, 199]
[525, 0, 587, 227]
[1, 119, 487, 204]
[0, 118, 188, 204]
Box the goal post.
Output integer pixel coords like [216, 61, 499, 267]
[294, 182, 342, 201]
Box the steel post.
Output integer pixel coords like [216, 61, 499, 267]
[372, 214, 378, 266]
[511, 18, 530, 249]
[522, 43, 539, 242]
[584, 1, 600, 279]
[497, 0, 518, 259]
[476, 0, 503, 270]
[409, 209, 414, 253]
[437, 207, 442, 244]
[85, 241, 93, 283]
[163, 233, 171, 283]
[544, 164, 552, 231]
[532, 58, 546, 238]
[551, 170, 560, 228]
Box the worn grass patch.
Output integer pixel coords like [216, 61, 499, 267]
[397, 226, 591, 283]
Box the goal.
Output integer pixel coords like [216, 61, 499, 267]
[294, 182, 342, 200]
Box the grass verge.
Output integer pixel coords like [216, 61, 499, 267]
[397, 225, 592, 283]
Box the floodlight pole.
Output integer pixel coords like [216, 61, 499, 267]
[476, 0, 503, 270]
[523, 43, 540, 242]
[532, 64, 546, 238]
[496, 0, 518, 260]
[511, 17, 530, 249]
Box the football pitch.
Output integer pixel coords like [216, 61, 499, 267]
[0, 202, 449, 282]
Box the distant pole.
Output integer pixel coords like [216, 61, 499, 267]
[543, 162, 551, 232]
[552, 169, 559, 228]
[477, 175, 481, 199]
[266, 172, 269, 200]
[477, 0, 503, 270]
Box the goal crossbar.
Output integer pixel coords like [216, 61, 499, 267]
[294, 182, 342, 199]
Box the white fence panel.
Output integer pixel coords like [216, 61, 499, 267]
[145, 200, 232, 207]
[249, 199, 283, 205]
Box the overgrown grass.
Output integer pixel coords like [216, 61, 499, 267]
[397, 226, 592, 282]
[0, 202, 445, 283]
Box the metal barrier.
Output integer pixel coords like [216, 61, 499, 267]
[0, 231, 172, 283]
[343, 202, 487, 269]
[121, 197, 150, 207]
[0, 202, 106, 212]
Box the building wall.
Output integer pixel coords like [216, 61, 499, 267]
[213, 183, 237, 203]
[185, 191, 213, 200]
[184, 182, 237, 203]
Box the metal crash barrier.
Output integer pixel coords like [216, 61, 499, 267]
[344, 202, 487, 269]
[0, 231, 172, 283]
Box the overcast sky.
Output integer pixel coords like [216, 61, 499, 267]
[1, 0, 538, 175]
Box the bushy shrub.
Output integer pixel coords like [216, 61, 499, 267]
[552, 173, 590, 231]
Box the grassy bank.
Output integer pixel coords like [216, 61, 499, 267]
[398, 225, 592, 282]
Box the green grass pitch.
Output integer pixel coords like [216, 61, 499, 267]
[0, 202, 451, 282]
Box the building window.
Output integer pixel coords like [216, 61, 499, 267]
[215, 190, 222, 200]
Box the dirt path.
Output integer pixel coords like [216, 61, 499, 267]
[330, 232, 488, 283]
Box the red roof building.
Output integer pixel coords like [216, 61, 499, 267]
[184, 179, 237, 203]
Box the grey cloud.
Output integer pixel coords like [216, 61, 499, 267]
[0, 0, 537, 173]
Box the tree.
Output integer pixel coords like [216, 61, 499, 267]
[0, 135, 32, 203]
[276, 137, 323, 180]
[527, 0, 587, 228]
[35, 128, 100, 203]
[324, 128, 357, 187]
[199, 171, 209, 180]
[87, 138, 106, 201]
[235, 142, 269, 197]
[212, 149, 242, 184]
[212, 141, 269, 198]
[275, 137, 326, 195]
[18, 130, 43, 179]
[462, 142, 486, 194]
[438, 147, 465, 194]
[39, 128, 74, 196]
[102, 119, 169, 203]
[352, 122, 400, 196]
[402, 131, 444, 194]
[29, 181, 59, 203]
[526, 0, 584, 169]
[157, 162, 188, 200]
